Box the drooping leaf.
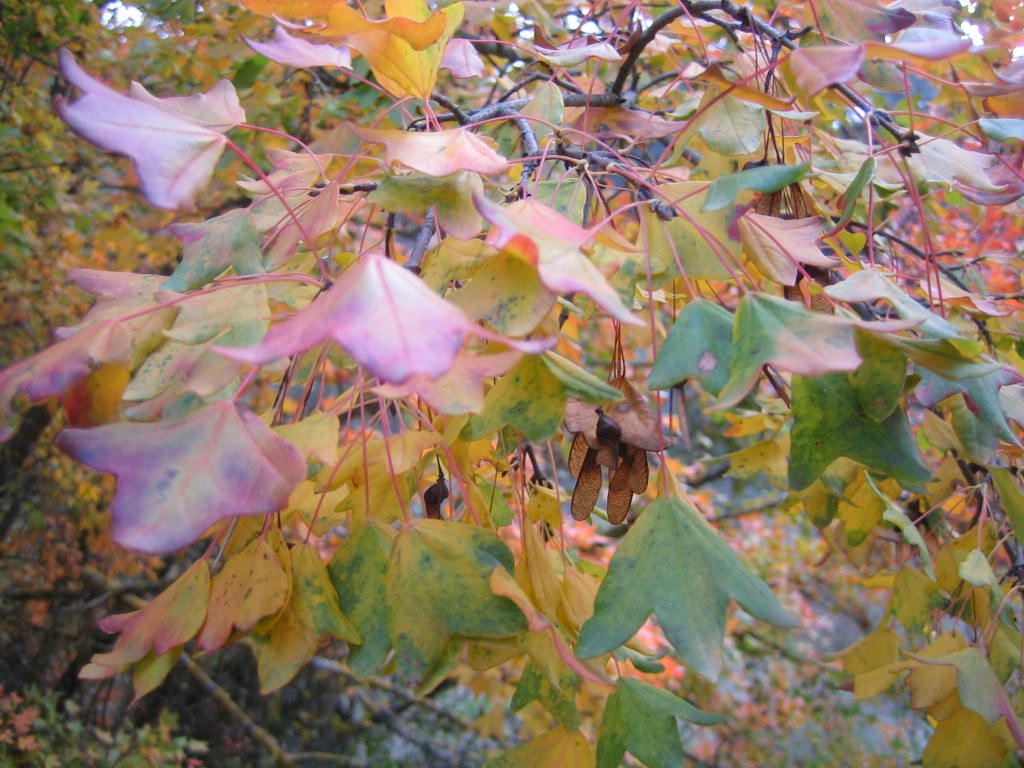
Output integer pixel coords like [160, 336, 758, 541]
[449, 252, 556, 335]
[80, 561, 210, 679]
[702, 164, 810, 211]
[375, 350, 523, 414]
[386, 520, 527, 687]
[738, 213, 837, 286]
[55, 50, 244, 209]
[56, 401, 307, 554]
[244, 26, 352, 69]
[248, 541, 360, 693]
[991, 468, 1024, 543]
[533, 40, 621, 67]
[596, 678, 726, 768]
[197, 536, 290, 651]
[164, 209, 265, 292]
[1, 320, 131, 442]
[485, 726, 594, 768]
[715, 293, 914, 408]
[216, 253, 550, 385]
[440, 38, 484, 78]
[644, 183, 739, 280]
[475, 194, 640, 325]
[541, 353, 624, 403]
[915, 367, 1022, 446]
[327, 523, 395, 677]
[696, 93, 766, 156]
[353, 123, 509, 178]
[368, 171, 484, 239]
[464, 355, 567, 442]
[788, 44, 864, 97]
[789, 372, 932, 491]
[509, 660, 580, 730]
[577, 497, 798, 680]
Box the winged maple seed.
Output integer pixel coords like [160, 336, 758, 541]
[564, 377, 666, 524]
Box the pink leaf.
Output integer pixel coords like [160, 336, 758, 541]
[215, 253, 551, 384]
[245, 26, 352, 69]
[737, 213, 838, 286]
[474, 194, 640, 326]
[440, 38, 484, 78]
[533, 41, 622, 67]
[375, 350, 523, 413]
[788, 44, 864, 97]
[0, 320, 130, 442]
[57, 401, 306, 554]
[350, 123, 509, 177]
[54, 50, 245, 209]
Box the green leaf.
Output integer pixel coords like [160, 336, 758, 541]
[991, 468, 1024, 543]
[873, 479, 935, 579]
[849, 327, 908, 422]
[596, 678, 726, 768]
[577, 497, 798, 680]
[648, 299, 733, 395]
[386, 520, 527, 687]
[165, 209, 265, 293]
[716, 293, 882, 408]
[510, 660, 580, 730]
[834, 156, 876, 231]
[910, 648, 1005, 723]
[541, 352, 623, 403]
[328, 523, 394, 677]
[789, 372, 932, 491]
[463, 355, 566, 442]
[291, 541, 361, 643]
[702, 164, 809, 212]
[916, 368, 1021, 446]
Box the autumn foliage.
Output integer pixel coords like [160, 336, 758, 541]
[3, 0, 1024, 765]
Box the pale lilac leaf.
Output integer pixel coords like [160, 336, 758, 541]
[350, 123, 509, 177]
[57, 401, 306, 554]
[215, 253, 550, 384]
[788, 45, 864, 97]
[245, 26, 352, 69]
[533, 41, 622, 67]
[440, 38, 484, 78]
[55, 50, 244, 209]
[1, 320, 131, 442]
[474, 194, 640, 326]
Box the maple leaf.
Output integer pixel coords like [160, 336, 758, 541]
[351, 124, 510, 177]
[216, 253, 551, 385]
[57, 401, 307, 554]
[596, 679, 725, 768]
[474, 194, 640, 326]
[386, 520, 527, 689]
[55, 50, 244, 209]
[196, 536, 290, 652]
[715, 292, 916, 408]
[576, 496, 798, 680]
[648, 299, 733, 396]
[375, 349, 523, 414]
[485, 726, 594, 768]
[0, 319, 130, 442]
[738, 213, 838, 286]
[789, 372, 933, 491]
[244, 26, 352, 69]
[441, 38, 484, 78]
[80, 560, 210, 678]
